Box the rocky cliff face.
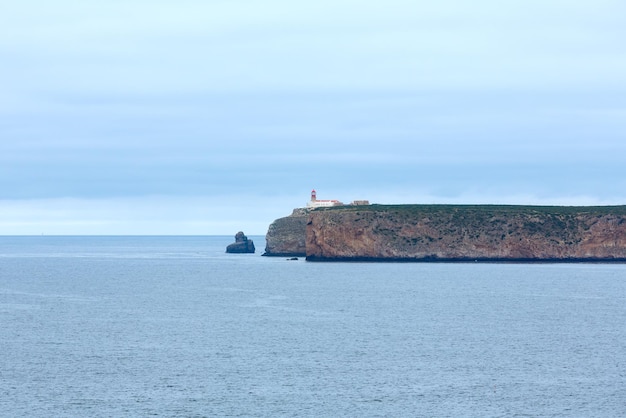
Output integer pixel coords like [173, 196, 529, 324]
[305, 205, 626, 261]
[263, 208, 309, 256]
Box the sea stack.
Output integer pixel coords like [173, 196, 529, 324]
[226, 231, 255, 254]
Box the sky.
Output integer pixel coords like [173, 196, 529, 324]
[1, 0, 625, 235]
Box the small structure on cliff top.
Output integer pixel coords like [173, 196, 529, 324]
[306, 189, 343, 208]
[305, 189, 369, 208]
[226, 231, 255, 254]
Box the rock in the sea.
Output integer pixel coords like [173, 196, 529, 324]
[226, 231, 255, 254]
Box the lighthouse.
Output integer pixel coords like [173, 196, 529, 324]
[306, 189, 343, 208]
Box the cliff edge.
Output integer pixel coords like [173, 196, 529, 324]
[263, 208, 309, 257]
[305, 204, 626, 261]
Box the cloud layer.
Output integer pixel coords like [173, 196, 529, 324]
[2, 1, 625, 234]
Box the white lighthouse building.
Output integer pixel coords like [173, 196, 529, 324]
[306, 189, 343, 208]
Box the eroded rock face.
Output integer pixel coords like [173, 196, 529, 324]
[305, 205, 626, 261]
[263, 208, 308, 257]
[226, 231, 255, 254]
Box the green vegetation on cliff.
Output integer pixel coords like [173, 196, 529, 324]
[315, 204, 626, 216]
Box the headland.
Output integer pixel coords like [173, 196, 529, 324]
[264, 195, 626, 262]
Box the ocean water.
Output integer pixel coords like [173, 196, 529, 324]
[1, 236, 625, 417]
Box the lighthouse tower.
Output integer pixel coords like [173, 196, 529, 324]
[310, 189, 317, 202]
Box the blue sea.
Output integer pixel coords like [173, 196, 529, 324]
[1, 236, 625, 417]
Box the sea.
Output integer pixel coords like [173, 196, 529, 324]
[1, 236, 625, 417]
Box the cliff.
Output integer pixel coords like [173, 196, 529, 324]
[305, 204, 626, 262]
[263, 208, 309, 257]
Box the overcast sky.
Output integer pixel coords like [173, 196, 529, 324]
[1, 0, 625, 235]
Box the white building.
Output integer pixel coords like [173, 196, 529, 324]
[306, 189, 343, 208]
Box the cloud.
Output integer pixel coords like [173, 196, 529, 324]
[3, 187, 625, 236]
[1, 1, 625, 234]
[3, 0, 625, 97]
[0, 195, 299, 235]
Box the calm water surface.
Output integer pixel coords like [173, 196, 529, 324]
[1, 236, 625, 417]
